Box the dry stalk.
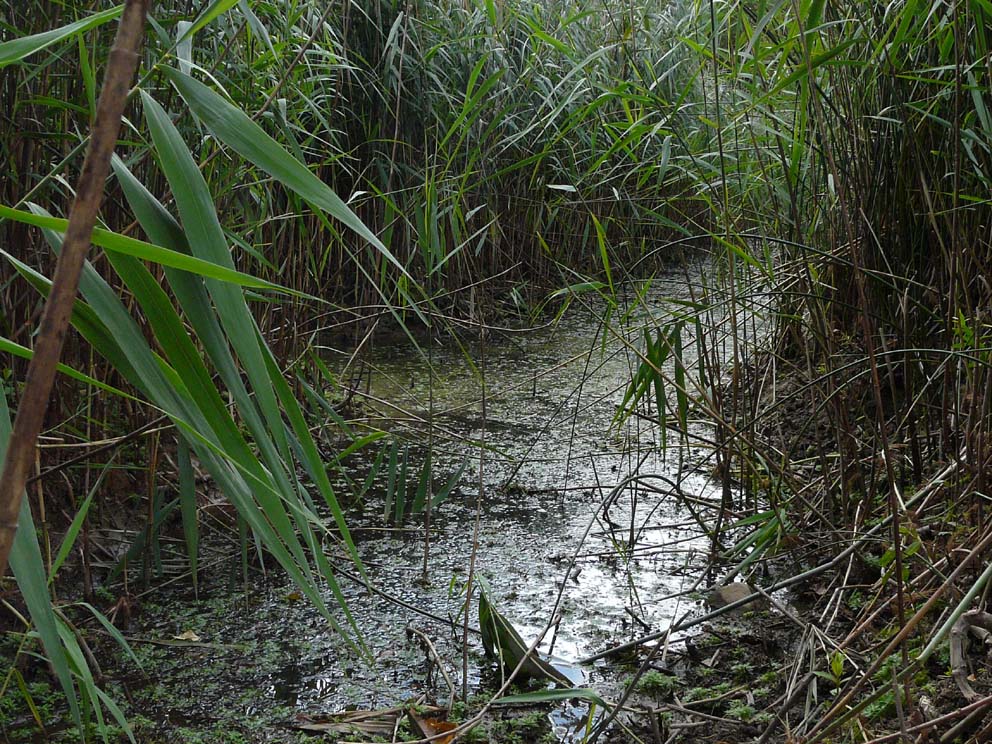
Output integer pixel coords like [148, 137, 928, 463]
[0, 0, 151, 576]
[949, 610, 992, 704]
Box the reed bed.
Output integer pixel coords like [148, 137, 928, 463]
[1, 0, 991, 740]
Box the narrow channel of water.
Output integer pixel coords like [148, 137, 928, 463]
[133, 265, 736, 740]
[296, 269, 724, 696]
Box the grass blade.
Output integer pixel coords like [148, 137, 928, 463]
[0, 391, 82, 732]
[0, 6, 122, 68]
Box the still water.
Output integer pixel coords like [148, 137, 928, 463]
[137, 266, 735, 740]
[300, 269, 723, 692]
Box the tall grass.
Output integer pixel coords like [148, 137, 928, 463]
[2, 1, 705, 346]
[658, 0, 992, 738]
[3, 0, 991, 739]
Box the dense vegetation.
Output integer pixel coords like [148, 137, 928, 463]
[1, 0, 991, 741]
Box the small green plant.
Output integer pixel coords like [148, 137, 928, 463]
[726, 702, 757, 722]
[814, 650, 847, 690]
[685, 687, 709, 702]
[730, 661, 753, 680]
[862, 689, 897, 721]
[935, 641, 952, 671]
[634, 670, 678, 697]
[757, 670, 778, 686]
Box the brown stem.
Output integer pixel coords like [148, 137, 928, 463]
[0, 0, 151, 577]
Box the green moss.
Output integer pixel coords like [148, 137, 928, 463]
[486, 710, 557, 744]
[448, 708, 555, 744]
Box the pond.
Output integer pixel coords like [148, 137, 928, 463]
[128, 264, 735, 742]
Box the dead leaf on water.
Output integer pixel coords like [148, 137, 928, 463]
[407, 706, 457, 744]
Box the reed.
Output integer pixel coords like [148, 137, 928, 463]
[2, 0, 990, 739]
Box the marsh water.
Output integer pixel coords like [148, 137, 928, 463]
[134, 265, 736, 740]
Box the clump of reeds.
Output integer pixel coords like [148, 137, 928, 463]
[669, 0, 992, 739]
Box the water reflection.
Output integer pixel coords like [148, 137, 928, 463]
[275, 270, 725, 710]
